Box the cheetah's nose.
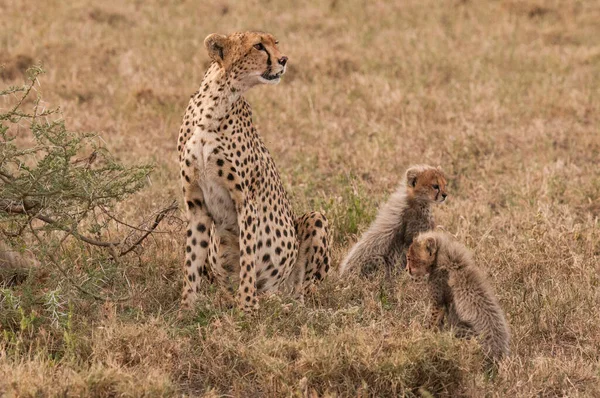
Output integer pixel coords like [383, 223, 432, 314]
[278, 56, 288, 67]
[441, 193, 447, 200]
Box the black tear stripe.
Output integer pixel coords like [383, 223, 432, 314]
[265, 49, 272, 67]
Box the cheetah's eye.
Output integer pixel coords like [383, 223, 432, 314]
[275, 40, 279, 45]
[254, 43, 265, 51]
[432, 184, 439, 190]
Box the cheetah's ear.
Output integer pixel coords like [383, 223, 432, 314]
[204, 33, 229, 65]
[425, 236, 437, 256]
[406, 167, 418, 187]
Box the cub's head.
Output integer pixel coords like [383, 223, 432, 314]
[405, 165, 448, 203]
[204, 31, 287, 89]
[406, 233, 438, 277]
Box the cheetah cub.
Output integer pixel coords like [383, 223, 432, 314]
[339, 165, 447, 277]
[407, 231, 510, 363]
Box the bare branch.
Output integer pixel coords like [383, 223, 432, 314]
[99, 204, 172, 233]
[1, 198, 178, 254]
[34, 213, 121, 247]
[0, 200, 120, 246]
[119, 200, 179, 257]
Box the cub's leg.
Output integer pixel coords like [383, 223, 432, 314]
[287, 212, 330, 301]
[427, 279, 448, 331]
[180, 183, 214, 311]
[428, 305, 446, 330]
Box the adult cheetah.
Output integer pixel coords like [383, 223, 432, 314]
[178, 31, 330, 312]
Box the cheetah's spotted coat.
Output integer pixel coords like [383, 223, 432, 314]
[178, 31, 330, 311]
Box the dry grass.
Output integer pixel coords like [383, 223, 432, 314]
[1, 0, 599, 396]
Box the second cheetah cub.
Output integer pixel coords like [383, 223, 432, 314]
[339, 164, 447, 277]
[407, 231, 510, 363]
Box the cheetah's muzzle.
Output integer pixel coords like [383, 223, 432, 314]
[261, 70, 284, 81]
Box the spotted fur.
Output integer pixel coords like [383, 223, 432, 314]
[178, 31, 330, 312]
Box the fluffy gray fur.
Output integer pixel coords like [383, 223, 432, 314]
[420, 231, 511, 363]
[338, 165, 438, 277]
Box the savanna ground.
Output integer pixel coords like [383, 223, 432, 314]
[1, 0, 599, 396]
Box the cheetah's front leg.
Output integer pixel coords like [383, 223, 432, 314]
[236, 200, 259, 311]
[180, 183, 214, 311]
[286, 212, 330, 301]
[207, 148, 258, 312]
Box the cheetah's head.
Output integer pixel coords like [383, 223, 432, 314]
[204, 31, 287, 90]
[406, 232, 438, 278]
[405, 165, 448, 203]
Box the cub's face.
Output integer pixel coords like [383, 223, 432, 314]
[204, 32, 288, 88]
[406, 166, 448, 203]
[406, 236, 437, 277]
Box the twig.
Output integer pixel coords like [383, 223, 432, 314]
[9, 73, 36, 115]
[119, 200, 178, 257]
[35, 213, 120, 247]
[0, 199, 120, 247]
[99, 204, 172, 233]
[2, 198, 179, 255]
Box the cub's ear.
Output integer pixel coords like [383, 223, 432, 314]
[406, 167, 419, 187]
[436, 165, 447, 178]
[204, 33, 229, 64]
[425, 236, 437, 256]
